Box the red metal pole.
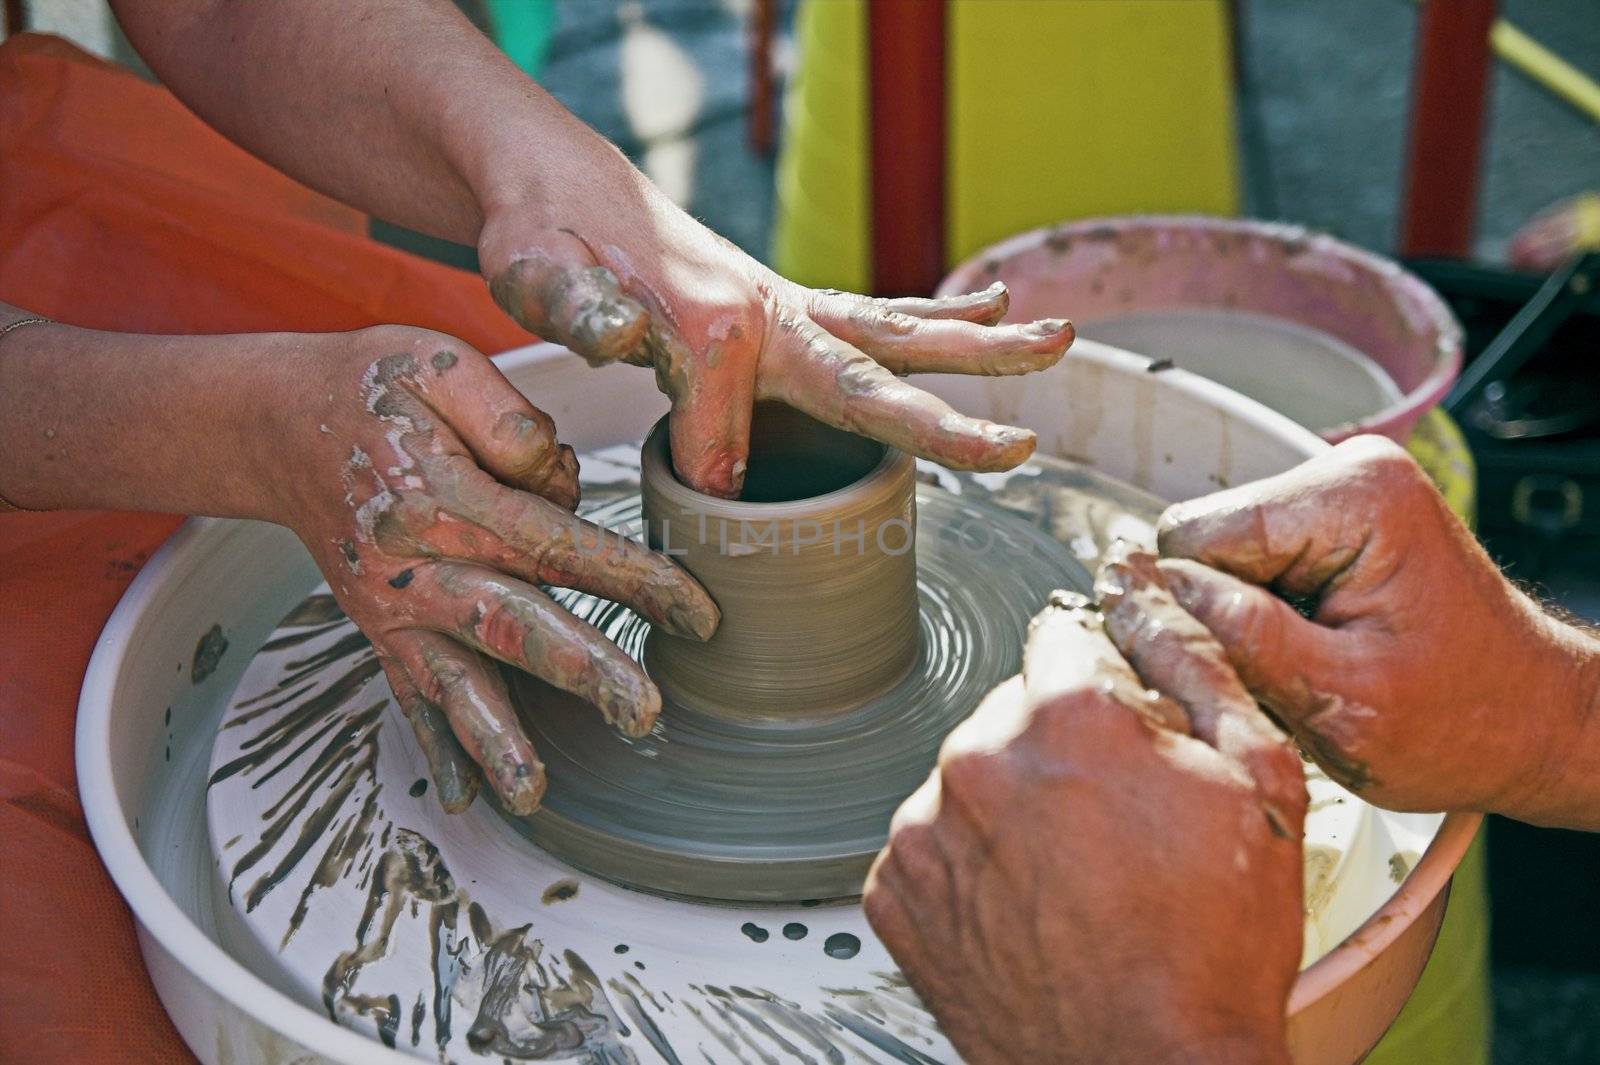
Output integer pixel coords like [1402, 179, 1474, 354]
[1399, 0, 1498, 259]
[867, 0, 947, 297]
[746, 0, 777, 155]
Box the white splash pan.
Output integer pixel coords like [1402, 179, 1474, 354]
[78, 340, 1479, 1064]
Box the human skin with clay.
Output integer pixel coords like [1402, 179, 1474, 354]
[866, 548, 1305, 1065]
[110, 0, 1075, 499]
[869, 440, 1600, 1062]
[0, 314, 722, 815]
[2, 2, 1073, 810]
[1159, 435, 1600, 830]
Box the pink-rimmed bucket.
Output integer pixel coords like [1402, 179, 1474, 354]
[939, 216, 1464, 443]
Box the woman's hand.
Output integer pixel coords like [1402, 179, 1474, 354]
[1158, 435, 1600, 828]
[110, 0, 1072, 500]
[266, 325, 718, 815]
[865, 547, 1303, 1065]
[478, 170, 1074, 498]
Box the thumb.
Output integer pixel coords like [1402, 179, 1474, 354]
[483, 229, 650, 365]
[1156, 558, 1342, 729]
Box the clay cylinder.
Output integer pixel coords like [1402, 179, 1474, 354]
[640, 404, 920, 724]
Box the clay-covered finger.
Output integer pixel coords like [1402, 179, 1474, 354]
[389, 629, 546, 815]
[1096, 546, 1305, 828]
[824, 282, 1011, 326]
[380, 655, 481, 813]
[1022, 590, 1190, 734]
[408, 560, 661, 738]
[762, 321, 1037, 472]
[1157, 435, 1411, 597]
[814, 303, 1074, 377]
[412, 345, 581, 509]
[660, 327, 757, 498]
[486, 234, 650, 366]
[1155, 558, 1341, 705]
[412, 455, 719, 640]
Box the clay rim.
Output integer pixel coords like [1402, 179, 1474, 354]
[938, 215, 1465, 444]
[78, 525, 1478, 1055]
[73, 341, 1462, 1061]
[1288, 810, 1481, 1016]
[641, 415, 912, 519]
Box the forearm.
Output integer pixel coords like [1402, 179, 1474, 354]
[0, 305, 298, 519]
[110, 0, 637, 245]
[1508, 612, 1600, 830]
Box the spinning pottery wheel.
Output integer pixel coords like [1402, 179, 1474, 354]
[80, 341, 1475, 1065]
[499, 406, 1089, 902]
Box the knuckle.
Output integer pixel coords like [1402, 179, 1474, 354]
[1342, 434, 1424, 488]
[936, 747, 1000, 809]
[861, 877, 907, 944]
[495, 410, 561, 468]
[849, 305, 921, 337]
[884, 816, 938, 861]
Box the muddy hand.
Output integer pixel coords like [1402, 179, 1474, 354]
[864, 560, 1304, 1065]
[479, 189, 1073, 498]
[270, 326, 718, 816]
[1158, 435, 1600, 827]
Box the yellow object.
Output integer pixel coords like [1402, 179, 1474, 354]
[944, 0, 1240, 264]
[1365, 833, 1493, 1065]
[771, 0, 1240, 289]
[1407, 407, 1478, 530]
[1492, 18, 1600, 125]
[1573, 193, 1600, 250]
[1360, 408, 1492, 1065]
[771, 0, 871, 291]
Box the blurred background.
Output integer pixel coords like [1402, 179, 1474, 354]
[8, 1, 1600, 1061]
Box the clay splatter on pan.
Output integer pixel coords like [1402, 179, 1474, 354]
[205, 448, 1169, 1062]
[192, 624, 229, 683]
[541, 878, 580, 904]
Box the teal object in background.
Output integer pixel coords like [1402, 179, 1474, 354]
[486, 0, 556, 80]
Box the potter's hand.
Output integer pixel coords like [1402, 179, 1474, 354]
[112, 0, 1067, 500]
[1159, 435, 1600, 828]
[865, 549, 1304, 1065]
[479, 183, 1073, 498]
[273, 326, 717, 815]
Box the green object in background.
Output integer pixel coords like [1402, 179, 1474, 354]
[772, 0, 871, 292]
[486, 0, 556, 80]
[1364, 833, 1493, 1065]
[1360, 409, 1491, 1065]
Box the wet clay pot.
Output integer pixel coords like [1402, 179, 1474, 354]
[640, 403, 920, 723]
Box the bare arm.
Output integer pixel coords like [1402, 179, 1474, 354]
[109, 0, 1076, 500]
[0, 301, 717, 814]
[1159, 435, 1600, 831]
[109, 0, 597, 245]
[0, 303, 297, 517]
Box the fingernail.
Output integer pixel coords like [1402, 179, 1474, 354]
[597, 668, 659, 737]
[502, 760, 546, 816]
[1024, 317, 1071, 337]
[984, 423, 1036, 460]
[1161, 566, 1199, 611]
[667, 602, 718, 641]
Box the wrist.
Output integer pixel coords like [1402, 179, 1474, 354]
[1503, 615, 1600, 828]
[1149, 1029, 1291, 1065]
[442, 83, 644, 248]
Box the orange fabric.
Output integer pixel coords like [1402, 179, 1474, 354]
[0, 34, 533, 1063]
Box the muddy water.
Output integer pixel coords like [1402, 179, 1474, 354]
[1085, 309, 1403, 432]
